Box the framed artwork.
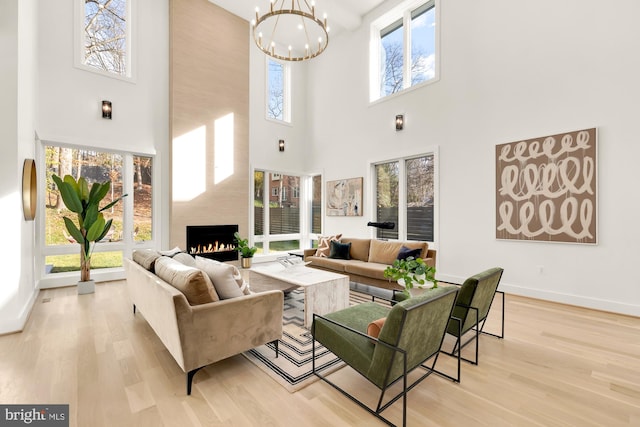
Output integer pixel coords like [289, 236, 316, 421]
[326, 177, 363, 216]
[495, 128, 597, 244]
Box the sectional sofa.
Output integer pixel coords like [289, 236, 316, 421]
[304, 237, 436, 290]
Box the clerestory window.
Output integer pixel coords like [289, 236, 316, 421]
[76, 0, 134, 80]
[371, 0, 438, 102]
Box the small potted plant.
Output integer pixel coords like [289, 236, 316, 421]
[384, 256, 437, 297]
[234, 231, 257, 268]
[52, 174, 127, 294]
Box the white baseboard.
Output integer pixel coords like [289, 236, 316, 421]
[438, 274, 640, 317]
[0, 289, 38, 335]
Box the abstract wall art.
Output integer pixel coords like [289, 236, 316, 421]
[326, 177, 363, 216]
[495, 128, 597, 244]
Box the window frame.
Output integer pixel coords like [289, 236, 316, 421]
[36, 140, 157, 288]
[370, 0, 439, 103]
[370, 147, 439, 246]
[252, 168, 322, 259]
[265, 57, 291, 123]
[73, 0, 137, 82]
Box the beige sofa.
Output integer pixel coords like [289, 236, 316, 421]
[304, 238, 436, 291]
[125, 256, 283, 395]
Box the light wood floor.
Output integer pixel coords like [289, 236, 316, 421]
[0, 280, 638, 426]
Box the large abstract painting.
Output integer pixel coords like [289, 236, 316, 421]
[326, 177, 363, 216]
[495, 128, 597, 244]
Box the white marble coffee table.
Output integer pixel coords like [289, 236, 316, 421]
[249, 264, 350, 328]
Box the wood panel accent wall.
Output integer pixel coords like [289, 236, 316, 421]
[170, 0, 250, 249]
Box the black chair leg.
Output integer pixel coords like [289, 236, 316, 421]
[133, 304, 136, 314]
[273, 340, 279, 358]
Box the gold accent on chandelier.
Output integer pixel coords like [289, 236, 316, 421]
[252, 0, 330, 61]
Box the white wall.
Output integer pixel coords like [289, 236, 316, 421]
[0, 0, 39, 334]
[305, 0, 640, 315]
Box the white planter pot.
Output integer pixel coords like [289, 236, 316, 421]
[77, 279, 95, 295]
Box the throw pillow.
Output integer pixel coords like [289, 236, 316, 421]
[195, 256, 248, 299]
[158, 246, 183, 257]
[396, 245, 422, 261]
[132, 249, 160, 272]
[329, 240, 351, 260]
[367, 317, 386, 339]
[316, 234, 342, 257]
[173, 252, 196, 267]
[154, 256, 219, 305]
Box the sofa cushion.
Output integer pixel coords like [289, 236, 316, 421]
[132, 249, 161, 272]
[329, 241, 351, 260]
[369, 240, 428, 265]
[316, 234, 342, 257]
[345, 261, 390, 281]
[173, 252, 196, 267]
[341, 238, 371, 261]
[195, 256, 249, 299]
[307, 256, 350, 272]
[154, 256, 219, 305]
[396, 245, 422, 261]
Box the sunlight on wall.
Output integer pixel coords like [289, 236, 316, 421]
[173, 126, 207, 201]
[0, 192, 20, 309]
[214, 113, 234, 184]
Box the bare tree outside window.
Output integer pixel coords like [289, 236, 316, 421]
[84, 0, 127, 76]
[377, 1, 436, 100]
[267, 59, 284, 120]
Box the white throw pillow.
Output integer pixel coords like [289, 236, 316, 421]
[173, 252, 196, 267]
[195, 256, 250, 299]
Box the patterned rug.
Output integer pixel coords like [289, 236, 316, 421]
[243, 289, 386, 392]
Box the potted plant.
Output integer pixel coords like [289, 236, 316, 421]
[234, 231, 257, 268]
[52, 174, 127, 294]
[384, 256, 437, 297]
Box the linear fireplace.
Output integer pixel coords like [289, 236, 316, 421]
[186, 225, 238, 262]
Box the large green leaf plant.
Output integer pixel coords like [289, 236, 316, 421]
[52, 174, 127, 282]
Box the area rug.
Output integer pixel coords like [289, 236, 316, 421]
[243, 289, 386, 392]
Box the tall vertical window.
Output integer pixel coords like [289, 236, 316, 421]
[42, 144, 154, 275]
[374, 153, 436, 242]
[266, 59, 290, 122]
[375, 162, 399, 239]
[133, 156, 153, 242]
[371, 0, 438, 101]
[254, 170, 321, 255]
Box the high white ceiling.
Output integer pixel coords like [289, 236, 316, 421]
[208, 0, 385, 35]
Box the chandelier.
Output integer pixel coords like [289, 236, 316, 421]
[252, 0, 330, 61]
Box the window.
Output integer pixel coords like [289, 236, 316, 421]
[266, 59, 290, 122]
[77, 0, 133, 79]
[371, 0, 437, 101]
[254, 170, 321, 255]
[42, 144, 154, 276]
[373, 153, 436, 242]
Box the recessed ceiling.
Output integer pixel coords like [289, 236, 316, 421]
[208, 0, 386, 35]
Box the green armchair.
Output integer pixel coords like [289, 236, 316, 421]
[312, 286, 459, 427]
[442, 267, 505, 365]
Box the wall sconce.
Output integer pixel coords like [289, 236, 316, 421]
[278, 139, 285, 152]
[395, 114, 404, 131]
[102, 100, 112, 119]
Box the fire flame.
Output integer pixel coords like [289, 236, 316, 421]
[190, 241, 236, 254]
